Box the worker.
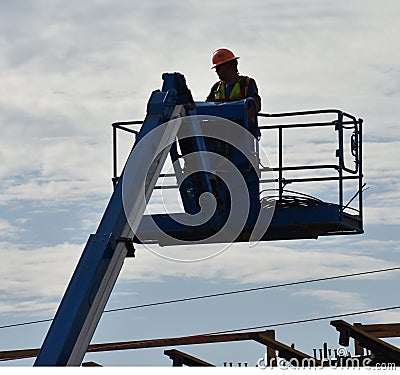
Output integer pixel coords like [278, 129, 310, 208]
[206, 48, 261, 112]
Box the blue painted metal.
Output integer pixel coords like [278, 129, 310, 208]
[34, 73, 194, 366]
[135, 203, 362, 246]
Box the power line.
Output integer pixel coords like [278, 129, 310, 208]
[0, 318, 53, 330]
[203, 305, 400, 336]
[84, 305, 400, 354]
[103, 266, 400, 314]
[2, 304, 400, 362]
[0, 265, 399, 331]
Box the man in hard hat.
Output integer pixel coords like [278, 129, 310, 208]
[206, 48, 261, 112]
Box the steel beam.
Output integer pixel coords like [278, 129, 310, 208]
[331, 320, 400, 365]
[164, 349, 214, 367]
[256, 333, 320, 366]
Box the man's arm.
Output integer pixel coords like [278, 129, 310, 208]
[247, 79, 261, 112]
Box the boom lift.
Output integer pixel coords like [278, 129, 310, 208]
[34, 73, 363, 366]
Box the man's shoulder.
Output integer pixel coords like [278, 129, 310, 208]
[239, 75, 257, 85]
[240, 76, 259, 97]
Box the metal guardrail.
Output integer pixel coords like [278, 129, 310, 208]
[111, 109, 363, 220]
[258, 109, 363, 219]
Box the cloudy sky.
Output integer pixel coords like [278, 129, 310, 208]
[0, 0, 399, 367]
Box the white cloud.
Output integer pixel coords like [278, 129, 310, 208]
[293, 289, 366, 311]
[0, 0, 398, 219]
[0, 236, 396, 315]
[119, 240, 395, 285]
[0, 219, 23, 241]
[0, 241, 82, 315]
[362, 311, 400, 325]
[0, 1, 399, 363]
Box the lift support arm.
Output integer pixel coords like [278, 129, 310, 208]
[34, 73, 192, 366]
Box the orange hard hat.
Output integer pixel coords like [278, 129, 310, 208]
[211, 48, 240, 69]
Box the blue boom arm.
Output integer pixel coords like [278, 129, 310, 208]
[34, 73, 194, 366]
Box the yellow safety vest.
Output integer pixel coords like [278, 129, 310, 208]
[213, 76, 251, 101]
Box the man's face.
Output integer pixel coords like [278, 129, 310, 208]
[215, 62, 231, 80]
